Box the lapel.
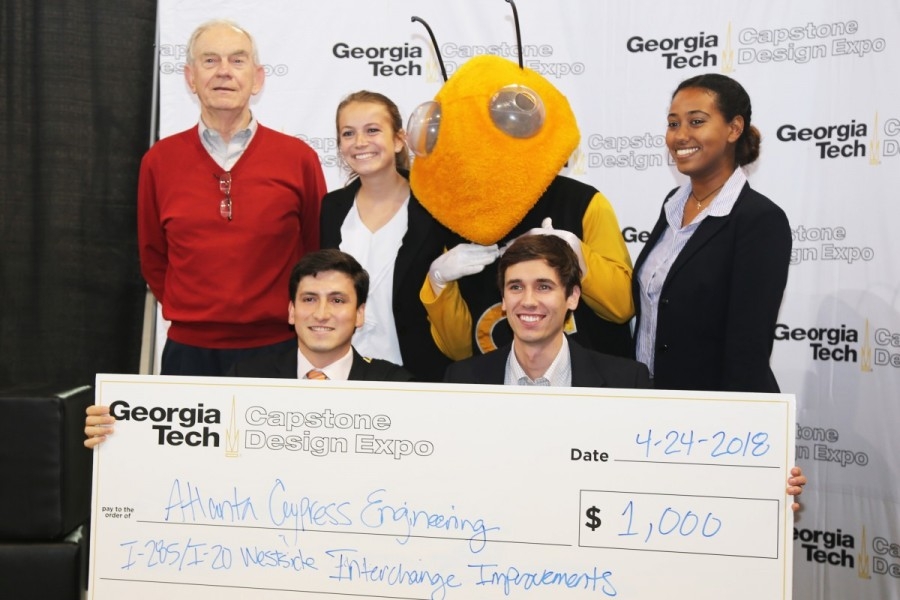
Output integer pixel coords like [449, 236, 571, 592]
[275, 347, 299, 378]
[347, 349, 368, 381]
[634, 188, 677, 276]
[664, 215, 729, 284]
[391, 167, 434, 297]
[477, 345, 511, 384]
[393, 195, 432, 300]
[663, 183, 748, 287]
[321, 181, 359, 248]
[635, 208, 668, 275]
[569, 339, 607, 387]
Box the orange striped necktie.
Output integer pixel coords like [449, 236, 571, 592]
[305, 369, 328, 380]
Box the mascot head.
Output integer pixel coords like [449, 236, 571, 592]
[407, 3, 580, 245]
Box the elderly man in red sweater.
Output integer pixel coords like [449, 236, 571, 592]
[138, 19, 326, 376]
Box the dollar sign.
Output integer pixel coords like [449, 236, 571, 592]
[585, 506, 602, 531]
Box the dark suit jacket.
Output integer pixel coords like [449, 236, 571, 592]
[444, 339, 650, 388]
[632, 182, 791, 393]
[320, 173, 454, 382]
[228, 347, 414, 382]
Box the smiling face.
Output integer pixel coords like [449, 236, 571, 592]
[666, 87, 744, 182]
[288, 270, 365, 367]
[184, 23, 264, 122]
[501, 259, 580, 353]
[338, 101, 405, 178]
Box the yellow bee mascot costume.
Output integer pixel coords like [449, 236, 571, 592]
[409, 2, 634, 359]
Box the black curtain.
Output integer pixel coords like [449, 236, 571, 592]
[0, 1, 157, 388]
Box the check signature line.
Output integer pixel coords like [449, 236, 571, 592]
[99, 577, 426, 599]
[135, 520, 572, 548]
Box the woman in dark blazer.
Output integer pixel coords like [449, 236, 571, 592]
[633, 74, 791, 392]
[320, 91, 454, 382]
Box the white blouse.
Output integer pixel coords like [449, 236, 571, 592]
[339, 197, 409, 364]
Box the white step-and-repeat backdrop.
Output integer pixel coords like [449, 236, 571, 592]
[154, 2, 900, 598]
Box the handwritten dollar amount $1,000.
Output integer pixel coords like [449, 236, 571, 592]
[584, 500, 722, 545]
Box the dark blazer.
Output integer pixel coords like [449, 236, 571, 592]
[632, 182, 791, 393]
[444, 339, 650, 388]
[320, 173, 454, 382]
[228, 347, 414, 382]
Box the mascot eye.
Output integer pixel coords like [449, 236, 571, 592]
[407, 101, 442, 157]
[489, 85, 545, 138]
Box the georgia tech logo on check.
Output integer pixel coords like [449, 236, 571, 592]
[108, 400, 222, 447]
[111, 397, 437, 461]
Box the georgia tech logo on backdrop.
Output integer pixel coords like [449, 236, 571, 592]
[795, 525, 900, 581]
[620, 226, 652, 245]
[331, 41, 425, 77]
[775, 319, 900, 372]
[332, 39, 588, 82]
[775, 116, 880, 161]
[625, 29, 720, 70]
[774, 111, 900, 163]
[735, 19, 886, 68]
[625, 18, 888, 73]
[156, 43, 289, 77]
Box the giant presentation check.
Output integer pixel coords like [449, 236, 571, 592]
[89, 375, 795, 599]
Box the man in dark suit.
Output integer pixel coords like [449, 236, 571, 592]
[441, 236, 807, 509]
[86, 250, 410, 448]
[227, 249, 412, 382]
[444, 235, 649, 388]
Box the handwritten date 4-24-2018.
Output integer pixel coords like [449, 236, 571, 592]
[635, 429, 770, 459]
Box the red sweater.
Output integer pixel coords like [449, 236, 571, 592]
[138, 124, 326, 348]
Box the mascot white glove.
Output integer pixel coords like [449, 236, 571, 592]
[428, 243, 500, 295]
[521, 217, 587, 276]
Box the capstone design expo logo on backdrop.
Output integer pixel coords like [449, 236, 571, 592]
[734, 19, 886, 68]
[576, 112, 894, 199]
[624, 18, 887, 72]
[438, 41, 587, 80]
[157, 43, 290, 77]
[788, 224, 875, 267]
